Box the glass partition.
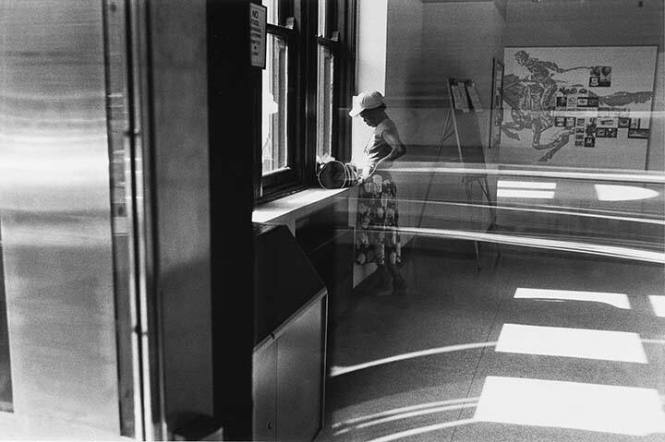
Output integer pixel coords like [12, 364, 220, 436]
[313, 1, 665, 441]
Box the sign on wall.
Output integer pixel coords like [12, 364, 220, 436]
[249, 3, 267, 68]
[501, 46, 657, 169]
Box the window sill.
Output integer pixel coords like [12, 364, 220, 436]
[253, 186, 357, 234]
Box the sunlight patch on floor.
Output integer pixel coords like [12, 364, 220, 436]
[495, 323, 647, 363]
[649, 295, 665, 318]
[474, 376, 665, 436]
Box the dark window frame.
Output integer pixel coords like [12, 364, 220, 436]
[256, 0, 356, 203]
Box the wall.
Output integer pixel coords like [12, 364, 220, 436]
[150, 0, 213, 433]
[386, 0, 424, 101]
[504, 0, 665, 171]
[385, 0, 425, 151]
[382, 0, 506, 152]
[419, 1, 505, 152]
[352, 0, 389, 164]
[380, 1, 505, 249]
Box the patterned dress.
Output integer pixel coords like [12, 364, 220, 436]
[355, 118, 403, 267]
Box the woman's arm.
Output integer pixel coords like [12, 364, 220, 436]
[364, 128, 406, 177]
[383, 130, 406, 161]
[359, 122, 406, 182]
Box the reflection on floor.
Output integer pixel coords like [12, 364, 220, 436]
[317, 241, 665, 442]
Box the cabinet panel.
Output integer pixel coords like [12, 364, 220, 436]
[253, 342, 277, 441]
[276, 301, 324, 442]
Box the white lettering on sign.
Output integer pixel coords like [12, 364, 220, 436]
[249, 3, 267, 68]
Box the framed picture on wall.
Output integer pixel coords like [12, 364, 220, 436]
[489, 58, 504, 149]
[501, 46, 657, 169]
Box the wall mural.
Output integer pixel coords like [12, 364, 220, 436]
[501, 46, 657, 169]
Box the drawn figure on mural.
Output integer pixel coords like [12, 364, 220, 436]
[501, 50, 590, 161]
[501, 50, 654, 162]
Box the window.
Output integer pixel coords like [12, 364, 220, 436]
[258, 0, 356, 201]
[316, 0, 336, 161]
[262, 0, 290, 175]
[262, 33, 289, 174]
[261, 0, 297, 195]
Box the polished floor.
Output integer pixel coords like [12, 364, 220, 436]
[317, 240, 665, 441]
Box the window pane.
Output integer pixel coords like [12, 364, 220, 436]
[316, 45, 334, 160]
[318, 0, 328, 36]
[262, 0, 278, 25]
[262, 33, 289, 175]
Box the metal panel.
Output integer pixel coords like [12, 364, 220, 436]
[0, 224, 11, 412]
[276, 298, 324, 442]
[253, 340, 277, 441]
[0, 0, 121, 438]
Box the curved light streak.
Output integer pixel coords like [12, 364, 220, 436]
[364, 418, 476, 442]
[396, 226, 665, 263]
[329, 342, 496, 377]
[332, 397, 479, 429]
[333, 403, 477, 436]
[497, 188, 555, 199]
[391, 198, 665, 226]
[514, 288, 631, 309]
[388, 166, 665, 184]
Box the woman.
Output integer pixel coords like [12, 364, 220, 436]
[349, 90, 407, 295]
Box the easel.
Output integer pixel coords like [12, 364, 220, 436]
[417, 78, 497, 269]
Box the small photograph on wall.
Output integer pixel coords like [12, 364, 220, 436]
[565, 117, 576, 128]
[598, 117, 618, 128]
[501, 46, 657, 168]
[590, 66, 612, 87]
[628, 128, 650, 139]
[567, 95, 577, 108]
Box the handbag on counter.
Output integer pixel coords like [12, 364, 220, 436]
[317, 160, 360, 189]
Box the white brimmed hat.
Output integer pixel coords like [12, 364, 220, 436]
[349, 90, 385, 117]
